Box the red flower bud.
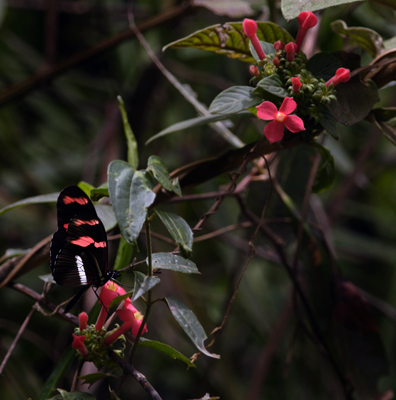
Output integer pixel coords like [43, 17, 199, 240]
[243, 19, 266, 60]
[272, 56, 280, 67]
[274, 40, 285, 51]
[78, 312, 88, 331]
[291, 76, 302, 93]
[242, 19, 257, 38]
[285, 42, 297, 62]
[249, 65, 260, 76]
[295, 11, 317, 53]
[325, 68, 350, 87]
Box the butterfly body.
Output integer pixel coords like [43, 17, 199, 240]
[50, 186, 119, 310]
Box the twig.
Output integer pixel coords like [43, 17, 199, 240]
[194, 221, 254, 242]
[236, 196, 353, 398]
[109, 350, 162, 400]
[128, 7, 244, 148]
[0, 2, 192, 106]
[0, 306, 36, 374]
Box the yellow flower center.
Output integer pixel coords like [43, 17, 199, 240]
[107, 282, 118, 292]
[134, 311, 144, 321]
[275, 111, 286, 122]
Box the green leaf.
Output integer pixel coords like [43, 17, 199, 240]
[108, 291, 134, 309]
[78, 373, 112, 388]
[138, 338, 196, 367]
[0, 192, 58, 216]
[249, 41, 277, 62]
[281, 0, 364, 21]
[117, 95, 139, 169]
[193, 0, 254, 18]
[209, 86, 262, 114]
[166, 297, 220, 359]
[151, 252, 200, 274]
[312, 144, 336, 193]
[89, 186, 109, 201]
[132, 271, 160, 301]
[327, 79, 378, 125]
[252, 75, 288, 98]
[306, 53, 342, 80]
[331, 20, 384, 58]
[147, 155, 182, 196]
[95, 204, 118, 232]
[38, 348, 76, 400]
[39, 274, 56, 284]
[113, 235, 135, 271]
[155, 210, 193, 258]
[319, 106, 339, 140]
[145, 111, 252, 144]
[108, 160, 156, 244]
[372, 107, 396, 122]
[163, 22, 293, 64]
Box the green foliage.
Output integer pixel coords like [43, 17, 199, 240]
[165, 297, 219, 359]
[163, 22, 293, 64]
[155, 210, 194, 258]
[3, 1, 396, 399]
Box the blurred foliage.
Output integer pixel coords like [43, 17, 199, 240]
[1, 1, 396, 400]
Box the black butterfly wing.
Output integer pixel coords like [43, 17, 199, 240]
[50, 186, 108, 287]
[50, 186, 93, 268]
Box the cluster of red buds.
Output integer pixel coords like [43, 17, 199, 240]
[71, 282, 147, 370]
[242, 11, 351, 143]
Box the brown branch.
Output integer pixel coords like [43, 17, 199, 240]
[0, 2, 192, 107]
[0, 306, 37, 374]
[109, 350, 162, 400]
[236, 195, 354, 399]
[194, 221, 254, 242]
[0, 235, 51, 289]
[8, 282, 79, 324]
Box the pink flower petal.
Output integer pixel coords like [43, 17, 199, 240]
[279, 97, 297, 115]
[284, 115, 305, 133]
[264, 120, 284, 143]
[256, 101, 278, 120]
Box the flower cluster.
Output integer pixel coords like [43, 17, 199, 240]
[71, 281, 147, 370]
[243, 12, 351, 143]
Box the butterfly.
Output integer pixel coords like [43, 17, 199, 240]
[50, 185, 120, 312]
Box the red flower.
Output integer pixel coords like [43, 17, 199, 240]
[95, 281, 127, 331]
[72, 334, 88, 357]
[291, 76, 302, 93]
[325, 68, 350, 87]
[256, 97, 305, 143]
[295, 11, 318, 53]
[285, 42, 298, 62]
[104, 303, 148, 346]
[243, 19, 266, 61]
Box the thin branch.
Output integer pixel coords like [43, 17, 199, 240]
[127, 7, 244, 148]
[194, 221, 254, 242]
[0, 2, 192, 106]
[0, 306, 36, 374]
[109, 350, 162, 400]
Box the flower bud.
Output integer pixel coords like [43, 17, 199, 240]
[295, 11, 318, 53]
[243, 19, 266, 60]
[325, 68, 350, 87]
[249, 65, 260, 76]
[285, 42, 298, 62]
[274, 40, 285, 51]
[78, 312, 88, 331]
[291, 76, 302, 93]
